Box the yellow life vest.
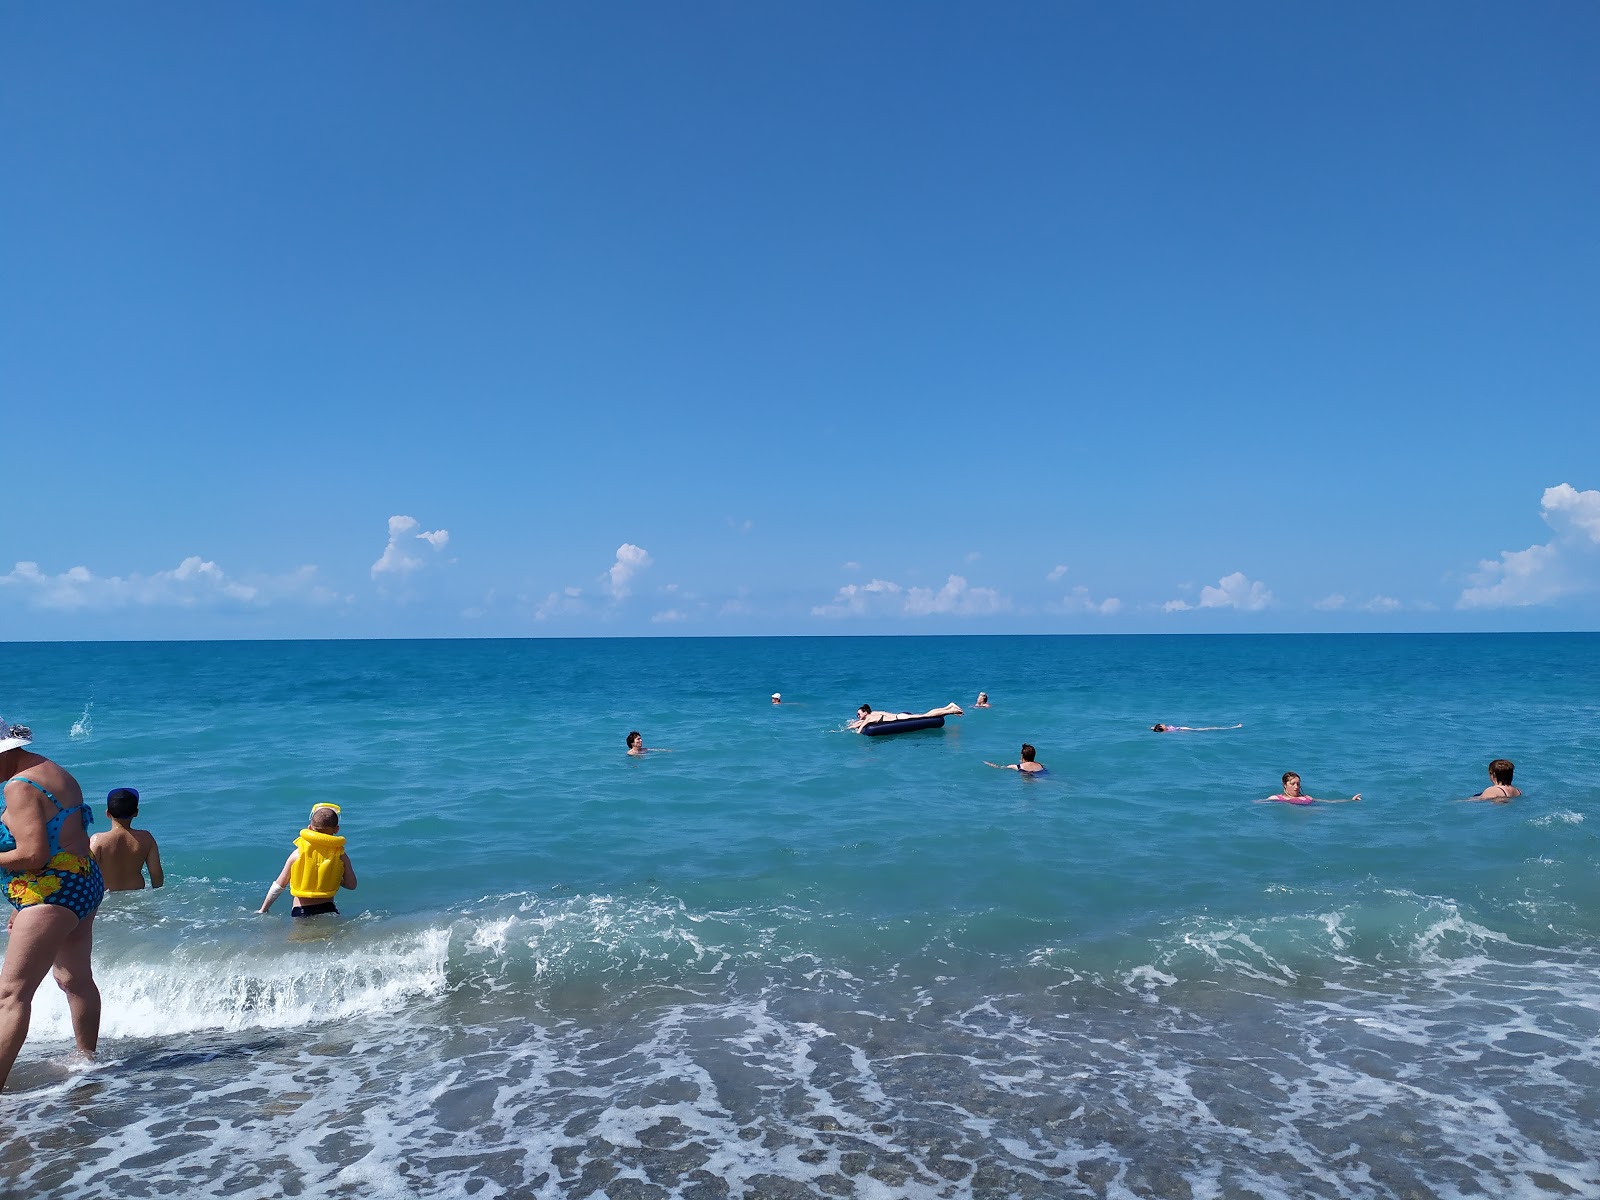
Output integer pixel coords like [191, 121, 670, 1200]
[290, 828, 346, 899]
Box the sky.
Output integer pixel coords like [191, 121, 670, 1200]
[2, 3, 1597, 639]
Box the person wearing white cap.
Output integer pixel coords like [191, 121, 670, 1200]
[771, 693, 782, 704]
[0, 717, 105, 1089]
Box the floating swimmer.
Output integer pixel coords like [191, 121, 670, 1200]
[1258, 772, 1360, 806]
[1152, 723, 1243, 733]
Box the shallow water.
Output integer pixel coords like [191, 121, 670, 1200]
[4, 634, 1597, 1197]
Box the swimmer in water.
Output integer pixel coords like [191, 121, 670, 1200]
[985, 743, 1045, 774]
[850, 702, 963, 732]
[1258, 772, 1360, 806]
[974, 692, 991, 708]
[626, 731, 671, 756]
[1152, 723, 1243, 733]
[1464, 758, 1521, 803]
[771, 693, 782, 705]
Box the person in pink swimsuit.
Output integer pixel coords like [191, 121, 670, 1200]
[1260, 772, 1360, 806]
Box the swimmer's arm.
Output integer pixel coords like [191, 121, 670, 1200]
[1318, 793, 1362, 803]
[145, 836, 164, 888]
[983, 761, 1018, 770]
[340, 853, 357, 891]
[257, 852, 296, 913]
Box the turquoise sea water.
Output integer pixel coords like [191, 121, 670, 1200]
[3, 634, 1598, 1197]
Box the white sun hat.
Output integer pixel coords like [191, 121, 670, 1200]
[0, 718, 33, 755]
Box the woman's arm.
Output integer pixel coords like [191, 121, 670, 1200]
[0, 784, 49, 873]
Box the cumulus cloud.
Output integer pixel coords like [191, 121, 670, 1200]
[1056, 586, 1121, 616]
[1459, 483, 1600, 609]
[371, 515, 450, 579]
[1164, 572, 1274, 613]
[1363, 595, 1402, 612]
[813, 574, 1008, 619]
[1, 558, 339, 611]
[606, 544, 653, 599]
[1199, 572, 1274, 611]
[1314, 594, 1347, 611]
[1047, 565, 1069, 582]
[651, 608, 688, 623]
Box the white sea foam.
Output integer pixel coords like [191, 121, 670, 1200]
[31, 927, 451, 1043]
[69, 699, 93, 739]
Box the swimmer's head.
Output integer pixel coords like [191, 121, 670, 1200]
[106, 787, 140, 819]
[1281, 772, 1301, 794]
[771, 693, 781, 703]
[858, 704, 872, 717]
[309, 804, 340, 832]
[1489, 759, 1514, 784]
[976, 692, 988, 703]
[1020, 744, 1036, 762]
[626, 731, 643, 751]
[1152, 724, 1167, 732]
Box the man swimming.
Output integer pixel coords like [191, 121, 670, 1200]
[1152, 723, 1243, 733]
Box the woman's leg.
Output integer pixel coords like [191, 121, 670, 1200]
[52, 911, 100, 1058]
[0, 904, 80, 1089]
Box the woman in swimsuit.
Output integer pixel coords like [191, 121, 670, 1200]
[0, 718, 105, 1090]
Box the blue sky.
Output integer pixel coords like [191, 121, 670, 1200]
[3, 3, 1597, 639]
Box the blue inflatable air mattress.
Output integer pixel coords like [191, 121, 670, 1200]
[861, 715, 946, 736]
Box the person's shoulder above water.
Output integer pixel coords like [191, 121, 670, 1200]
[985, 743, 1045, 774]
[1464, 758, 1520, 803]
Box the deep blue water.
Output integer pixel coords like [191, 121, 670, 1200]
[4, 634, 1598, 1197]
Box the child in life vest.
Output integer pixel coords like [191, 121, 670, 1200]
[257, 803, 358, 917]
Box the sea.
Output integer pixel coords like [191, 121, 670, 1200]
[2, 633, 1597, 1199]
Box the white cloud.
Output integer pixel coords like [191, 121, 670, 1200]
[1198, 572, 1274, 611]
[1, 557, 339, 611]
[842, 561, 861, 572]
[1162, 599, 1192, 613]
[1047, 565, 1068, 582]
[534, 587, 586, 620]
[813, 574, 1008, 619]
[1313, 594, 1347, 611]
[371, 515, 450, 579]
[1459, 483, 1600, 609]
[1363, 595, 1402, 612]
[726, 517, 752, 533]
[605, 543, 652, 599]
[651, 608, 688, 623]
[965, 551, 982, 563]
[1057, 586, 1121, 616]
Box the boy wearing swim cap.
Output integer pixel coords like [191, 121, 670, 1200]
[257, 804, 358, 917]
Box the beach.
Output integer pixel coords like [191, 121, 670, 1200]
[3, 633, 1597, 1197]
